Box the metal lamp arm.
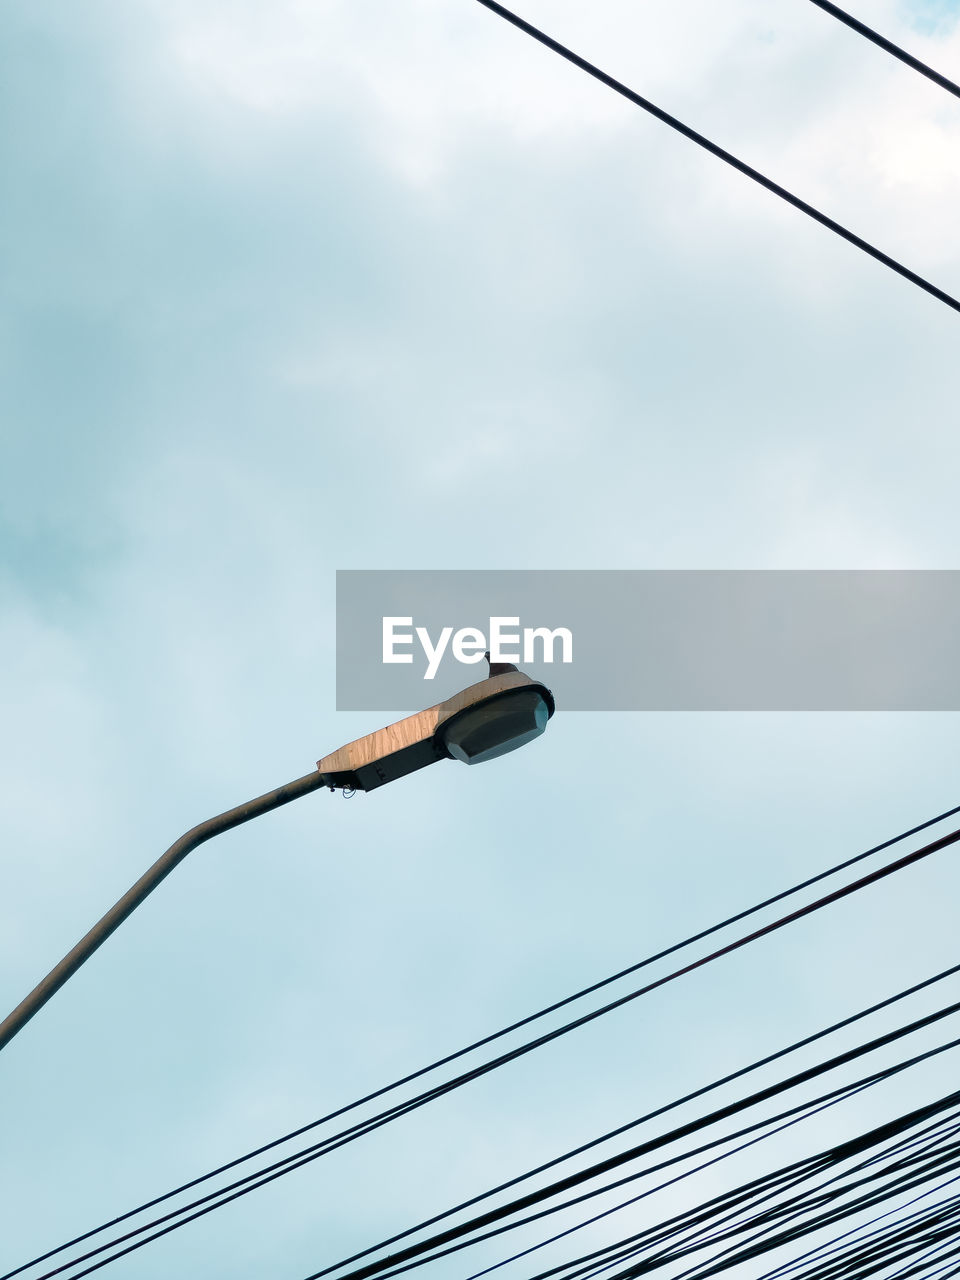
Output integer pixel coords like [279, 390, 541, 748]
[0, 770, 327, 1053]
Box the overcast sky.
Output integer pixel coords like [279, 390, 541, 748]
[2, 2, 960, 1278]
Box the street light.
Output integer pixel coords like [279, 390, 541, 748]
[0, 660, 554, 1053]
[318, 661, 554, 789]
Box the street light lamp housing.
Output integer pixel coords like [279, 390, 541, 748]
[439, 686, 552, 764]
[317, 668, 555, 792]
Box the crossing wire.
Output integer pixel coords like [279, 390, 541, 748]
[306, 1012, 960, 1280]
[473, 0, 960, 316]
[12, 808, 960, 1280]
[806, 0, 960, 102]
[334, 1056, 960, 1280]
[375, 1089, 960, 1280]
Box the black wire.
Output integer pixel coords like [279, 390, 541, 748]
[563, 1051, 960, 1280]
[42, 1001, 960, 1280]
[457, 1077, 883, 1280]
[489, 1128, 960, 1280]
[672, 1211, 960, 1280]
[805, 0, 960, 101]
[463, 1108, 960, 1280]
[405, 1078, 960, 1280]
[882, 1233, 960, 1280]
[901, 1237, 960, 1280]
[473, 0, 960, 316]
[376, 1067, 879, 1279]
[15, 806, 960, 1280]
[812, 1210, 960, 1280]
[292, 820, 960, 1280]
[296, 967, 960, 1280]
[305, 1009, 960, 1280]
[703, 1160, 960, 1272]
[695, 1197, 960, 1280]
[661, 1134, 960, 1280]
[675, 1136, 960, 1276]
[889, 1239, 960, 1280]
[490, 1098, 960, 1280]
[378, 1084, 960, 1280]
[732, 1173, 960, 1280]
[767, 1224, 960, 1280]
[546, 1106, 960, 1280]
[756, 1171, 960, 1280]
[768, 1152, 960, 1280]
[76, 1088, 849, 1280]
[38, 971, 954, 1280]
[483, 1112, 960, 1280]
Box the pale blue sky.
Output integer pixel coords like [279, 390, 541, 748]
[2, 2, 960, 1277]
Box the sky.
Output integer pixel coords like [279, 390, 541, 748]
[2, 0, 960, 1277]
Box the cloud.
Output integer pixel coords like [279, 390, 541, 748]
[3, 2, 960, 1276]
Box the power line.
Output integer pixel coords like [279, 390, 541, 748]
[473, 0, 960, 316]
[35, 971, 960, 1280]
[464, 1124, 960, 1280]
[878, 1231, 960, 1280]
[307, 974, 960, 1280]
[13, 809, 960, 1280]
[307, 1006, 960, 1280]
[756, 1171, 960, 1280]
[320, 1062, 960, 1280]
[357, 1069, 960, 1280]
[456, 1082, 886, 1280]
[805, 0, 960, 102]
[405, 1090, 960, 1280]
[650, 1148, 960, 1280]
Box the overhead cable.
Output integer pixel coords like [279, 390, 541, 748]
[806, 0, 960, 102]
[14, 810, 960, 1280]
[474, 0, 960, 316]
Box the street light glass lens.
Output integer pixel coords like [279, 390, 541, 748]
[440, 689, 551, 765]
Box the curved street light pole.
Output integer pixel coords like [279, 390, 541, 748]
[0, 665, 554, 1055]
[0, 770, 327, 1053]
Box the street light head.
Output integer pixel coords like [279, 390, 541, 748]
[317, 668, 555, 791]
[437, 685, 553, 765]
